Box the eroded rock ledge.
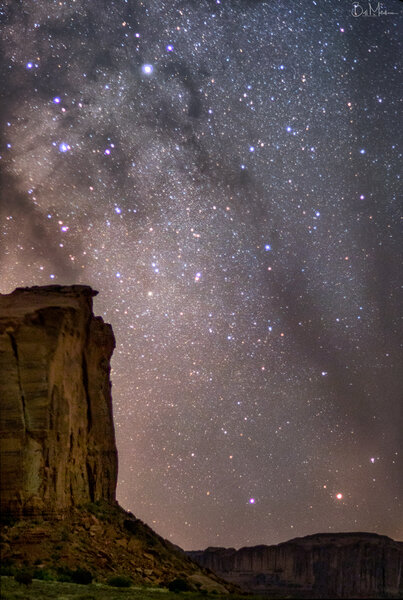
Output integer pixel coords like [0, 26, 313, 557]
[0, 285, 118, 517]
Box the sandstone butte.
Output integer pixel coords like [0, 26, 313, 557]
[0, 285, 231, 593]
[0, 285, 117, 516]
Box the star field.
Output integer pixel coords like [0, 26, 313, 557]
[0, 0, 402, 550]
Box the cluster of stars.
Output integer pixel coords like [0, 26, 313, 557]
[0, 0, 401, 550]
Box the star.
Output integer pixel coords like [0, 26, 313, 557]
[142, 64, 153, 74]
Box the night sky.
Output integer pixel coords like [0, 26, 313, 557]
[1, 0, 402, 550]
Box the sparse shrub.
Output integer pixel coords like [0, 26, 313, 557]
[86, 499, 112, 521]
[57, 565, 73, 582]
[168, 577, 192, 592]
[87, 502, 100, 517]
[0, 559, 14, 576]
[14, 570, 33, 586]
[57, 566, 92, 584]
[123, 519, 139, 534]
[33, 568, 54, 581]
[107, 575, 132, 587]
[71, 568, 93, 585]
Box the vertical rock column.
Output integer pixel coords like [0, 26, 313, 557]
[0, 285, 118, 517]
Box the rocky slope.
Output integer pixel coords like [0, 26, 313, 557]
[0, 285, 231, 592]
[188, 532, 403, 598]
[1, 501, 229, 591]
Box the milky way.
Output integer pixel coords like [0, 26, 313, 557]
[1, 0, 402, 550]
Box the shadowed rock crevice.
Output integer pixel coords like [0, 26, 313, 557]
[86, 461, 95, 503]
[82, 354, 92, 432]
[6, 331, 28, 432]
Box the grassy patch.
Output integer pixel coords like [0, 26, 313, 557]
[0, 576, 265, 599]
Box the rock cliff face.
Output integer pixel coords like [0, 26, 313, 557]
[0, 285, 233, 593]
[0, 285, 118, 517]
[188, 532, 403, 598]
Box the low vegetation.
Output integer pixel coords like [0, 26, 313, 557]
[0, 575, 263, 599]
[107, 574, 133, 587]
[168, 578, 194, 592]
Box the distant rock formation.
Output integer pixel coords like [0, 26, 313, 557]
[188, 532, 403, 598]
[0, 286, 118, 517]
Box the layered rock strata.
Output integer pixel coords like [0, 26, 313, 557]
[188, 532, 403, 598]
[0, 285, 118, 517]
